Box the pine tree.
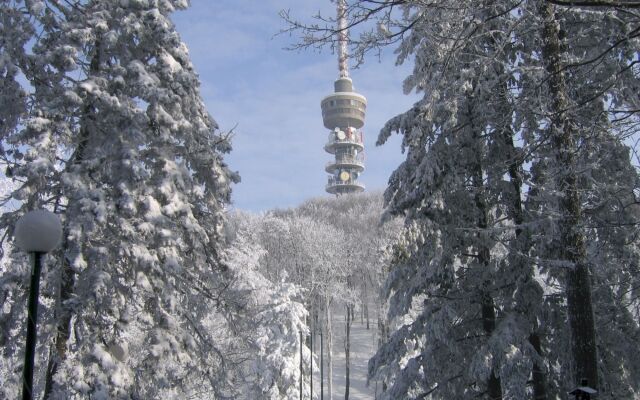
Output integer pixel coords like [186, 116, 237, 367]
[279, 0, 640, 398]
[518, 2, 640, 395]
[365, 2, 546, 398]
[1, 0, 238, 398]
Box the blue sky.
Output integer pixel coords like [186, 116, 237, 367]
[172, 1, 419, 211]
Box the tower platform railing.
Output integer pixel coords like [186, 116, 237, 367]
[325, 156, 365, 173]
[324, 134, 364, 153]
[326, 176, 365, 193]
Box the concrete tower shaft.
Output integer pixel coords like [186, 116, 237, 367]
[321, 80, 366, 194]
[321, 0, 366, 195]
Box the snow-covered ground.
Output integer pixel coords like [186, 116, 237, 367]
[311, 307, 381, 400]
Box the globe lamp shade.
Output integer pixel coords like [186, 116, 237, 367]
[15, 210, 62, 253]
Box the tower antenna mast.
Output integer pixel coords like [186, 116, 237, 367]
[337, 0, 349, 78]
[320, 0, 367, 195]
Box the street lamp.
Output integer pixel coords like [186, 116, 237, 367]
[15, 210, 62, 400]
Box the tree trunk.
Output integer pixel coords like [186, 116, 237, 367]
[538, 2, 598, 389]
[43, 254, 75, 399]
[530, 332, 548, 399]
[43, 43, 101, 399]
[344, 305, 351, 400]
[321, 331, 324, 400]
[482, 293, 502, 400]
[477, 188, 502, 400]
[492, 37, 549, 398]
[470, 101, 502, 400]
[507, 134, 549, 400]
[507, 137, 549, 399]
[365, 302, 369, 330]
[361, 280, 365, 325]
[326, 298, 333, 400]
[300, 330, 303, 400]
[376, 299, 388, 347]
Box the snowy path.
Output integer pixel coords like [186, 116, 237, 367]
[311, 309, 381, 400]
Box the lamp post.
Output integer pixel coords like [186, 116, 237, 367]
[15, 210, 62, 400]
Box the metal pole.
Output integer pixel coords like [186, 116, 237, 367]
[300, 330, 303, 400]
[337, 0, 349, 78]
[22, 252, 43, 400]
[320, 332, 324, 400]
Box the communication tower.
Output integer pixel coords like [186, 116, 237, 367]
[321, 0, 366, 195]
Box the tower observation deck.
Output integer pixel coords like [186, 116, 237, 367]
[321, 0, 366, 195]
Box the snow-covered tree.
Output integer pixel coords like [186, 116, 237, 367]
[360, 3, 540, 398]
[294, 192, 402, 398]
[283, 0, 640, 398]
[227, 192, 400, 400]
[222, 227, 311, 399]
[519, 2, 640, 396]
[0, 0, 239, 398]
[236, 212, 348, 400]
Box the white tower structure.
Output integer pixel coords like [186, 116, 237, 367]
[321, 0, 366, 195]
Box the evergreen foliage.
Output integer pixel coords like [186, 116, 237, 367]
[282, 1, 640, 398]
[0, 1, 301, 398]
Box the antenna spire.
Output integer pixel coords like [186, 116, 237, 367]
[337, 0, 349, 78]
